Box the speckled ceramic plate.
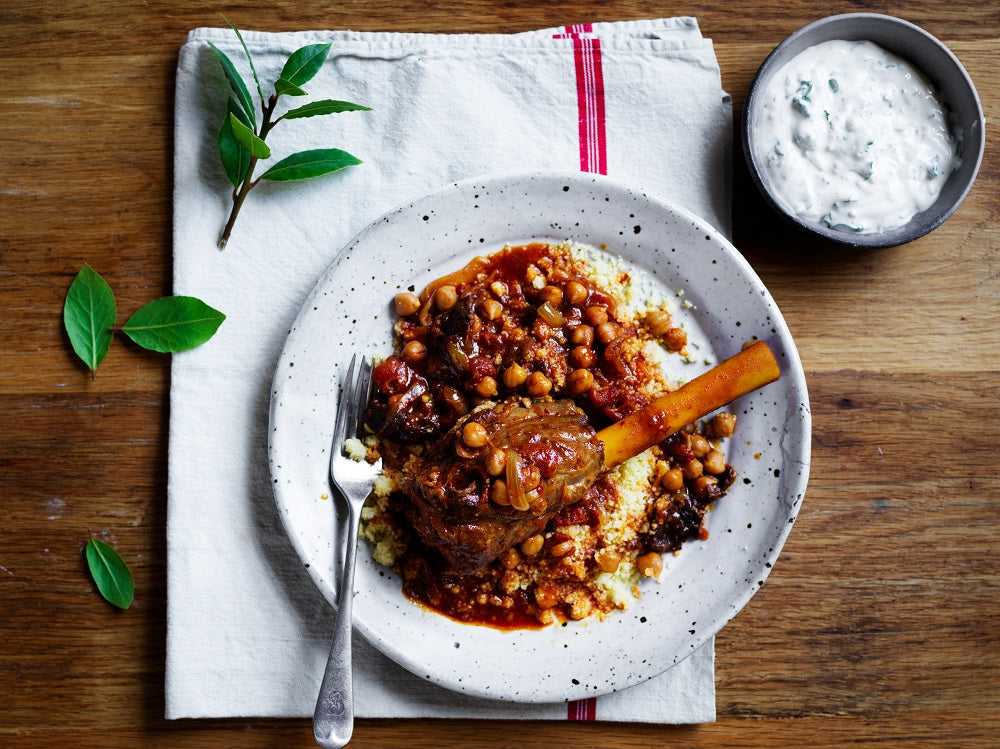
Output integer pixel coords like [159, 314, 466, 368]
[268, 170, 810, 703]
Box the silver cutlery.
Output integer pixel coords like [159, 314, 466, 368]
[314, 354, 378, 749]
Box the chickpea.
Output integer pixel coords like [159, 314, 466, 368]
[550, 540, 575, 558]
[461, 421, 489, 448]
[564, 280, 589, 306]
[538, 284, 564, 307]
[682, 458, 704, 480]
[689, 434, 710, 458]
[525, 371, 552, 397]
[502, 363, 529, 388]
[691, 475, 719, 500]
[475, 376, 499, 398]
[485, 448, 507, 476]
[393, 291, 421, 317]
[509, 488, 530, 512]
[665, 326, 687, 352]
[491, 479, 509, 506]
[500, 548, 521, 570]
[569, 324, 594, 346]
[636, 552, 663, 578]
[401, 340, 426, 363]
[583, 305, 609, 327]
[703, 448, 727, 475]
[566, 368, 595, 395]
[434, 284, 458, 311]
[644, 308, 672, 337]
[594, 548, 622, 574]
[569, 345, 595, 369]
[479, 298, 503, 321]
[520, 534, 545, 556]
[660, 467, 684, 492]
[595, 322, 618, 346]
[711, 412, 737, 438]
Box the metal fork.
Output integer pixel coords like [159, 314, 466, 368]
[313, 354, 378, 749]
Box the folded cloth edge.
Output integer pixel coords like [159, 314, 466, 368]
[184, 16, 704, 45]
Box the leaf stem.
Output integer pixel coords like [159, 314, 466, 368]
[219, 166, 256, 249]
[218, 94, 279, 249]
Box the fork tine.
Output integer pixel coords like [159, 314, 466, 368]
[345, 357, 373, 446]
[332, 354, 358, 462]
[329, 354, 357, 604]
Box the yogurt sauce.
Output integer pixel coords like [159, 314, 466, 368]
[754, 39, 959, 234]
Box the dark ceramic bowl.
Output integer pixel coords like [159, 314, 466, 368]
[742, 13, 984, 248]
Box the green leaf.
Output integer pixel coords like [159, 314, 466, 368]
[278, 43, 331, 88]
[207, 41, 255, 127]
[85, 538, 134, 609]
[222, 16, 265, 107]
[258, 148, 362, 182]
[63, 264, 116, 375]
[226, 94, 253, 129]
[121, 296, 226, 353]
[283, 99, 372, 120]
[274, 77, 308, 97]
[219, 98, 252, 187]
[228, 113, 270, 159]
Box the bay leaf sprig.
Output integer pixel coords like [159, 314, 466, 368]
[211, 18, 371, 248]
[85, 537, 135, 609]
[63, 264, 225, 377]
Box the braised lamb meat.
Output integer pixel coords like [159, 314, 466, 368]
[402, 397, 604, 573]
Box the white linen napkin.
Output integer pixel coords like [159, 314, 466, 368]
[167, 17, 730, 722]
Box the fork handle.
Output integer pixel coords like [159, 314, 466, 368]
[313, 505, 360, 749]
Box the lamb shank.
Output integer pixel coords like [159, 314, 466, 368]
[402, 397, 604, 573]
[369, 341, 781, 575]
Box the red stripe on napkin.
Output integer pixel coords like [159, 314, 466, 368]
[572, 36, 607, 174]
[567, 696, 597, 721]
[554, 24, 607, 175]
[556, 22, 607, 722]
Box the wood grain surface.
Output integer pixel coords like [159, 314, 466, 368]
[1, 1, 996, 746]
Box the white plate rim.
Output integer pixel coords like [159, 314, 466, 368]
[267, 169, 811, 703]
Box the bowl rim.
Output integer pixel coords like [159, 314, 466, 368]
[741, 12, 985, 249]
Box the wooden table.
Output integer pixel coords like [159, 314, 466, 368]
[2, 1, 996, 746]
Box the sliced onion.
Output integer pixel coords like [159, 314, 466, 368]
[505, 451, 528, 511]
[440, 385, 469, 415]
[385, 381, 426, 422]
[417, 295, 436, 327]
[537, 301, 565, 328]
[446, 340, 470, 370]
